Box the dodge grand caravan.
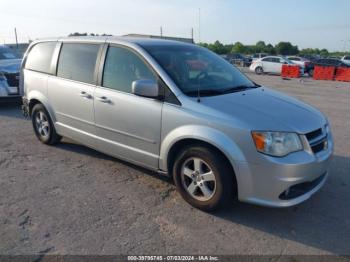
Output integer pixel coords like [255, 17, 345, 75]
[21, 37, 333, 211]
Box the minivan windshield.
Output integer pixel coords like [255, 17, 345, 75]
[142, 44, 257, 96]
[0, 46, 21, 60]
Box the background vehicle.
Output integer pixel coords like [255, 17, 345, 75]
[288, 56, 312, 75]
[228, 53, 252, 67]
[0, 45, 22, 102]
[250, 56, 304, 75]
[341, 55, 350, 65]
[308, 58, 350, 77]
[251, 53, 268, 61]
[22, 37, 332, 211]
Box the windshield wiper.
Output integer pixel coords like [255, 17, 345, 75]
[221, 84, 258, 94]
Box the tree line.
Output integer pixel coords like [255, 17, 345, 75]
[199, 40, 346, 57]
[67, 33, 347, 57]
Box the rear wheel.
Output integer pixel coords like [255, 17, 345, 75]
[173, 146, 235, 211]
[255, 66, 263, 75]
[31, 103, 62, 145]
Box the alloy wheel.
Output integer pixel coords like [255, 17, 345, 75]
[180, 157, 216, 201]
[35, 111, 50, 138]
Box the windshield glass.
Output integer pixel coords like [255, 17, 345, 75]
[142, 44, 256, 96]
[0, 46, 21, 60]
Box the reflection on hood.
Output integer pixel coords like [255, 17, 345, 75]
[0, 59, 22, 74]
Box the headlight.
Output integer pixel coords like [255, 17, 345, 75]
[325, 124, 330, 134]
[252, 131, 303, 157]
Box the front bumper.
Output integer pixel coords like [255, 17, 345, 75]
[236, 134, 333, 207]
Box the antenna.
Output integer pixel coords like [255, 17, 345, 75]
[197, 88, 201, 103]
[160, 26, 163, 38]
[14, 28, 19, 49]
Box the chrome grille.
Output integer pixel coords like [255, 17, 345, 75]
[305, 127, 328, 154]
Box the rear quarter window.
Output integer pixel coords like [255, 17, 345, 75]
[25, 42, 57, 74]
[57, 43, 100, 84]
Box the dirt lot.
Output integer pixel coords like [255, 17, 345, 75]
[1, 72, 350, 256]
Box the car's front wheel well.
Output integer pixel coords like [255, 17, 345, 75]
[167, 139, 237, 195]
[29, 99, 42, 116]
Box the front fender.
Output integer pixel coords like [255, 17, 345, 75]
[159, 125, 247, 173]
[28, 90, 57, 123]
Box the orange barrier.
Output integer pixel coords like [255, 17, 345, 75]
[335, 67, 350, 82]
[281, 65, 300, 78]
[313, 66, 335, 81]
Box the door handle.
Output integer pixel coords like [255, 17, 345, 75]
[80, 91, 92, 99]
[97, 96, 111, 103]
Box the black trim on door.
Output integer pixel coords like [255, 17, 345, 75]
[54, 41, 105, 86]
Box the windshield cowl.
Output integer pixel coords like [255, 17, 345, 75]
[184, 84, 260, 97]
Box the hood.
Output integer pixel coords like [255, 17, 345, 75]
[0, 59, 22, 73]
[201, 87, 326, 134]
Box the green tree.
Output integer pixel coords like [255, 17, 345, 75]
[231, 42, 246, 54]
[255, 41, 266, 53]
[275, 42, 299, 55]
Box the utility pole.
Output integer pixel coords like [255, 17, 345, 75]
[198, 8, 201, 43]
[160, 26, 163, 38]
[14, 28, 19, 49]
[191, 28, 194, 42]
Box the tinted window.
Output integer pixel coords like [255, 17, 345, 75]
[344, 56, 350, 60]
[25, 42, 57, 74]
[102, 46, 156, 93]
[57, 43, 100, 84]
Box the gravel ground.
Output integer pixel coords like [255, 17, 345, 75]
[0, 72, 350, 256]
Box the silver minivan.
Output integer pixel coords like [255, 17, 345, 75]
[21, 37, 333, 211]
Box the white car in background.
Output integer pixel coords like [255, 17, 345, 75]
[250, 56, 304, 75]
[341, 55, 350, 65]
[288, 56, 310, 67]
[0, 45, 22, 102]
[251, 53, 268, 61]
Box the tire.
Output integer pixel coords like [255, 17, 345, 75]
[255, 66, 263, 75]
[173, 145, 235, 211]
[31, 103, 62, 145]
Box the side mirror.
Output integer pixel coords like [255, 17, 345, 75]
[132, 79, 159, 98]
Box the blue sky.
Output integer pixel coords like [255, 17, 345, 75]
[0, 0, 349, 51]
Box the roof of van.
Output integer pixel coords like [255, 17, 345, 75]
[32, 36, 195, 47]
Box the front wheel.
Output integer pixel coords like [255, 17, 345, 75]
[173, 146, 235, 211]
[31, 103, 62, 145]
